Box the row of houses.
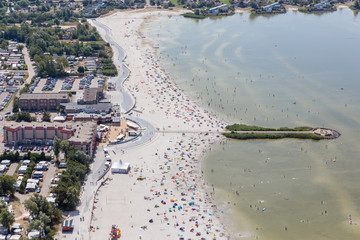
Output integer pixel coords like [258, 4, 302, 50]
[0, 71, 25, 87]
[313, 0, 331, 10]
[85, 57, 102, 74]
[0, 41, 26, 70]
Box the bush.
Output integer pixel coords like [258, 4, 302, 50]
[225, 124, 313, 132]
[223, 132, 325, 140]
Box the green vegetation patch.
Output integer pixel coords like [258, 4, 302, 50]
[182, 13, 207, 19]
[225, 124, 313, 132]
[223, 132, 325, 140]
[170, 0, 184, 8]
[219, 0, 230, 6]
[52, 137, 91, 211]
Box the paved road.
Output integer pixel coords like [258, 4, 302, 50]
[64, 19, 163, 240]
[6, 163, 18, 176]
[113, 115, 155, 150]
[89, 20, 135, 114]
[1, 46, 35, 114]
[62, 147, 108, 240]
[64, 114, 155, 240]
[40, 163, 57, 197]
[23, 46, 35, 84]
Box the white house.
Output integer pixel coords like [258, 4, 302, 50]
[209, 4, 229, 14]
[262, 2, 280, 12]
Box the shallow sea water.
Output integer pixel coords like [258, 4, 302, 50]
[146, 9, 360, 239]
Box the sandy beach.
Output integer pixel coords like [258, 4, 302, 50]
[89, 9, 233, 240]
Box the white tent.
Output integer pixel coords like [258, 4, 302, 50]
[111, 160, 130, 174]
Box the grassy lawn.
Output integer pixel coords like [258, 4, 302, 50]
[170, 0, 184, 8]
[219, 0, 231, 5]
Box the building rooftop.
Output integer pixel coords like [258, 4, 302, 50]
[4, 121, 97, 143]
[19, 92, 69, 100]
[73, 112, 112, 119]
[62, 102, 112, 114]
[83, 88, 102, 103]
[68, 121, 97, 143]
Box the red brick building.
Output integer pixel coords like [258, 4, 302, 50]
[19, 93, 70, 111]
[3, 121, 97, 157]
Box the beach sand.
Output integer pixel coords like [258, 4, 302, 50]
[89, 9, 234, 240]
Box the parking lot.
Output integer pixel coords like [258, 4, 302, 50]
[0, 92, 7, 103]
[0, 91, 13, 111]
[32, 76, 101, 94]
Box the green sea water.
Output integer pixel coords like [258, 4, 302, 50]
[146, 8, 360, 239]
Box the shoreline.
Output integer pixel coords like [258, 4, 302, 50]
[89, 9, 237, 240]
[139, 14, 232, 127]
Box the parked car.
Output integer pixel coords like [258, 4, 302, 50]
[36, 187, 41, 193]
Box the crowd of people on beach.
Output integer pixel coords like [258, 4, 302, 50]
[89, 10, 232, 240]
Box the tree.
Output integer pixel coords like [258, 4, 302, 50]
[55, 56, 69, 75]
[24, 194, 61, 231]
[24, 199, 38, 218]
[16, 44, 24, 53]
[54, 18, 60, 26]
[354, 0, 360, 9]
[53, 137, 61, 159]
[14, 151, 19, 161]
[40, 151, 46, 161]
[68, 151, 91, 167]
[250, 1, 258, 9]
[8, 111, 35, 122]
[42, 110, 51, 122]
[29, 219, 43, 231]
[0, 209, 15, 231]
[60, 140, 70, 159]
[77, 66, 85, 73]
[55, 185, 79, 210]
[0, 175, 16, 196]
[12, 96, 19, 113]
[0, 40, 8, 50]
